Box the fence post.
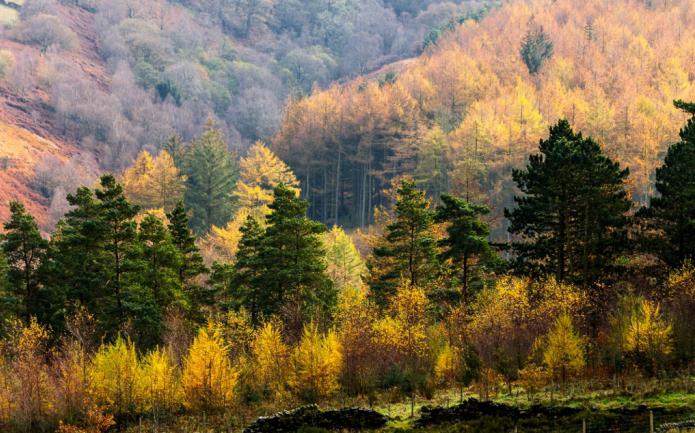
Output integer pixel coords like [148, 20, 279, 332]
[649, 410, 654, 433]
[582, 418, 586, 433]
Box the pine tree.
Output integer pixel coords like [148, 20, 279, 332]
[436, 194, 497, 306]
[368, 179, 439, 308]
[506, 119, 631, 288]
[167, 202, 208, 311]
[47, 187, 110, 323]
[134, 213, 185, 346]
[2, 201, 48, 320]
[95, 175, 141, 330]
[228, 215, 266, 324]
[259, 184, 335, 330]
[641, 100, 695, 267]
[184, 121, 238, 233]
[520, 24, 554, 75]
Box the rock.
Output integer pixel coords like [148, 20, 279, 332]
[242, 405, 389, 433]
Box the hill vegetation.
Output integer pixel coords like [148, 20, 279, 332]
[273, 0, 695, 234]
[1, 0, 695, 432]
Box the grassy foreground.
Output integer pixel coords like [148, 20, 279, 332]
[120, 386, 695, 433]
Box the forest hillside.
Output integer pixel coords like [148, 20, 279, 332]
[273, 0, 695, 235]
[0, 0, 491, 228]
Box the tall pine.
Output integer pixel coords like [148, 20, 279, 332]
[184, 120, 238, 233]
[436, 194, 497, 306]
[641, 100, 695, 267]
[506, 119, 631, 287]
[1, 201, 48, 320]
[368, 179, 439, 308]
[95, 175, 141, 329]
[167, 201, 208, 312]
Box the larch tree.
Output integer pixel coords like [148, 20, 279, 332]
[250, 321, 290, 400]
[368, 179, 439, 308]
[1, 201, 48, 321]
[234, 141, 299, 217]
[289, 323, 342, 404]
[542, 313, 585, 383]
[506, 119, 631, 289]
[184, 121, 238, 234]
[181, 321, 238, 412]
[323, 226, 367, 291]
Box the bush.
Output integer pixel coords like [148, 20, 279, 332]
[14, 13, 77, 52]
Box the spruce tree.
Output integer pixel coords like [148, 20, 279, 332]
[368, 179, 439, 308]
[436, 194, 497, 306]
[506, 119, 631, 287]
[2, 201, 48, 320]
[520, 25, 554, 75]
[641, 100, 695, 267]
[184, 121, 238, 233]
[167, 201, 208, 311]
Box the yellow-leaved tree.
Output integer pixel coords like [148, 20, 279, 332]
[289, 323, 342, 403]
[623, 299, 672, 374]
[542, 313, 584, 383]
[250, 321, 290, 400]
[5, 319, 55, 430]
[139, 347, 182, 416]
[201, 142, 299, 262]
[235, 141, 300, 214]
[323, 226, 367, 291]
[122, 150, 186, 212]
[372, 283, 432, 416]
[89, 336, 144, 417]
[181, 321, 238, 412]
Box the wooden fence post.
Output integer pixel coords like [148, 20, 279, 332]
[582, 418, 586, 433]
[649, 410, 654, 433]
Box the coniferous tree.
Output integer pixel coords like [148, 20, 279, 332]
[184, 121, 238, 233]
[520, 24, 553, 75]
[2, 201, 48, 320]
[228, 215, 266, 324]
[368, 179, 439, 308]
[167, 202, 208, 310]
[640, 100, 695, 267]
[260, 184, 335, 330]
[0, 249, 11, 325]
[95, 175, 141, 330]
[506, 120, 631, 288]
[133, 213, 184, 346]
[436, 194, 497, 306]
[47, 186, 109, 318]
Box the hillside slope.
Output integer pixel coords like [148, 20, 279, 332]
[0, 0, 491, 230]
[273, 0, 695, 233]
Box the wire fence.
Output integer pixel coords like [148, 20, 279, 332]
[503, 410, 695, 433]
